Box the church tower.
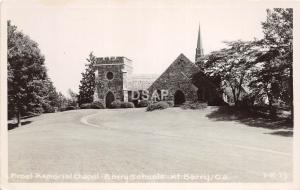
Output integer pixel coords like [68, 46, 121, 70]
[195, 24, 204, 62]
[93, 56, 133, 108]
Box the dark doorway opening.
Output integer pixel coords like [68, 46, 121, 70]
[197, 88, 205, 101]
[105, 91, 115, 108]
[174, 90, 186, 106]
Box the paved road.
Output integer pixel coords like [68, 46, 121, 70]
[8, 107, 293, 182]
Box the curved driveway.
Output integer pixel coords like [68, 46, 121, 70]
[8, 108, 293, 182]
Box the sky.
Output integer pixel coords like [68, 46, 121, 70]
[4, 0, 278, 96]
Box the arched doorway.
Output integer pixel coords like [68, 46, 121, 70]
[197, 88, 204, 101]
[174, 90, 186, 106]
[105, 91, 115, 108]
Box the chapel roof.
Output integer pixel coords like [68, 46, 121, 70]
[127, 74, 159, 91]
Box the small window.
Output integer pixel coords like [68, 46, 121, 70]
[106, 72, 114, 80]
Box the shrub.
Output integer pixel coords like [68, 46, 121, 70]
[146, 101, 169, 111]
[137, 100, 149, 107]
[111, 100, 122, 109]
[91, 101, 105, 109]
[65, 106, 76, 111]
[80, 102, 104, 109]
[60, 107, 66, 112]
[32, 107, 44, 114]
[121, 102, 135, 108]
[42, 103, 56, 113]
[181, 101, 207, 110]
[165, 101, 174, 107]
[80, 103, 92, 109]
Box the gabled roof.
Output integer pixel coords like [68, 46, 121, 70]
[155, 53, 199, 80]
[148, 53, 200, 91]
[127, 74, 158, 91]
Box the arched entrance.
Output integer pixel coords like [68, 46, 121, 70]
[105, 91, 115, 108]
[174, 90, 186, 106]
[197, 88, 204, 101]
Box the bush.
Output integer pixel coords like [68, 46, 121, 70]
[111, 100, 122, 109]
[146, 101, 169, 111]
[31, 107, 44, 114]
[60, 107, 66, 112]
[181, 101, 207, 110]
[165, 101, 174, 107]
[137, 100, 149, 107]
[42, 103, 56, 113]
[91, 101, 105, 109]
[110, 101, 135, 109]
[121, 102, 135, 108]
[80, 103, 92, 109]
[65, 106, 76, 111]
[79, 102, 104, 109]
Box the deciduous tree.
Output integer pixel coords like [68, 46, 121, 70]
[68, 89, 78, 107]
[200, 40, 258, 105]
[249, 8, 293, 117]
[8, 21, 48, 126]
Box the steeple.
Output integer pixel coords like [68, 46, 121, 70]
[195, 24, 204, 62]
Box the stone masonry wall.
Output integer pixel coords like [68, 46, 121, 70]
[95, 64, 124, 106]
[94, 57, 133, 108]
[148, 54, 200, 103]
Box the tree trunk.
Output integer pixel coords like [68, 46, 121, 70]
[230, 87, 237, 106]
[17, 111, 21, 127]
[289, 44, 293, 121]
[290, 63, 293, 121]
[236, 74, 245, 107]
[268, 94, 276, 118]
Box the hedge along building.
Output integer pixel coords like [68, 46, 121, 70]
[93, 24, 222, 108]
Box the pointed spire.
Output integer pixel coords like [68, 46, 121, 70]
[195, 23, 204, 62]
[197, 24, 202, 50]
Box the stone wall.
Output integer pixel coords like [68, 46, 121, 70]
[96, 56, 132, 66]
[94, 56, 133, 108]
[93, 54, 222, 107]
[148, 54, 200, 103]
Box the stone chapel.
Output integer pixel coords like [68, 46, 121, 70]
[93, 25, 223, 108]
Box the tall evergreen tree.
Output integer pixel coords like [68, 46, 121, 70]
[78, 52, 96, 105]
